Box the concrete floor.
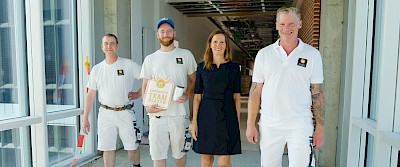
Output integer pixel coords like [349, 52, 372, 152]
[81, 98, 289, 167]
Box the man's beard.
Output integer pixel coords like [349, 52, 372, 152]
[159, 36, 174, 46]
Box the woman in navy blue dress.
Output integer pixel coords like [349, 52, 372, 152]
[191, 30, 241, 167]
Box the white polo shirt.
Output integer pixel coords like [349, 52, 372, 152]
[252, 39, 323, 129]
[140, 47, 197, 116]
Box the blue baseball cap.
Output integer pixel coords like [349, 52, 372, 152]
[157, 17, 174, 29]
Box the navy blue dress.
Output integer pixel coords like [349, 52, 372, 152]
[193, 61, 242, 155]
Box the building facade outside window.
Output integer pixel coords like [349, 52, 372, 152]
[43, 0, 78, 112]
[0, 0, 28, 120]
[42, 0, 79, 165]
[0, 1, 30, 166]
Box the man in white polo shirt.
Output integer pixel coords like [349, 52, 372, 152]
[140, 18, 196, 167]
[82, 34, 142, 167]
[246, 7, 325, 167]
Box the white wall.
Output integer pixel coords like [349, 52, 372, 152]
[116, 0, 132, 58]
[141, 0, 155, 32]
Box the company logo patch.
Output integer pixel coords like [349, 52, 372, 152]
[176, 58, 183, 64]
[117, 69, 124, 76]
[297, 58, 308, 67]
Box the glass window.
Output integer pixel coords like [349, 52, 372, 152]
[0, 127, 30, 167]
[0, 0, 28, 120]
[47, 116, 78, 165]
[43, 0, 78, 112]
[364, 133, 375, 167]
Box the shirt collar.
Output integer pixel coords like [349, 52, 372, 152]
[273, 38, 305, 51]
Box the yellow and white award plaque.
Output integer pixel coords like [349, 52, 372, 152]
[143, 76, 174, 109]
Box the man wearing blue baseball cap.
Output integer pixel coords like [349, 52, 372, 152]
[140, 17, 197, 167]
[156, 17, 175, 29]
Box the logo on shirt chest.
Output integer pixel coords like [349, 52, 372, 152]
[297, 58, 308, 67]
[117, 69, 124, 76]
[176, 58, 183, 64]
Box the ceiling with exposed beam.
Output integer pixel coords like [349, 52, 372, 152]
[167, 0, 297, 59]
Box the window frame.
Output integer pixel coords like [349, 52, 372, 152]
[340, 0, 400, 166]
[1, 0, 98, 166]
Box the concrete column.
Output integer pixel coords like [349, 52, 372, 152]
[318, 0, 344, 166]
[104, 0, 117, 35]
[104, 0, 131, 59]
[94, 0, 104, 64]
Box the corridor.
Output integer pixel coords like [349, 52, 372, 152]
[81, 97, 289, 167]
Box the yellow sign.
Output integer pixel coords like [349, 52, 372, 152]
[143, 76, 174, 109]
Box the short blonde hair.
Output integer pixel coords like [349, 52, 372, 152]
[276, 7, 301, 21]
